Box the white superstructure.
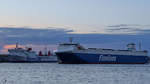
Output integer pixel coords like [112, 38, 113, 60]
[8, 48, 37, 59]
[7, 43, 57, 62]
[57, 43, 148, 56]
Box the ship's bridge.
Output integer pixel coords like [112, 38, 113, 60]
[57, 43, 85, 52]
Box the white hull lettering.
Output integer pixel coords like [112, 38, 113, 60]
[99, 55, 116, 61]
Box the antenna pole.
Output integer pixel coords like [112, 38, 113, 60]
[139, 42, 141, 51]
[16, 42, 18, 48]
[69, 37, 73, 43]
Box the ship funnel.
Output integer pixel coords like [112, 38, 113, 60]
[127, 43, 136, 51]
[38, 51, 43, 56]
[48, 51, 51, 56]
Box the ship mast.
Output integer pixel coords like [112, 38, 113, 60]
[16, 42, 19, 48]
[69, 37, 73, 43]
[139, 42, 142, 51]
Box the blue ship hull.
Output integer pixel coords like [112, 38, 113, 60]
[56, 52, 149, 64]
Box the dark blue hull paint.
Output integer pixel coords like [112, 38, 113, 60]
[56, 52, 149, 64]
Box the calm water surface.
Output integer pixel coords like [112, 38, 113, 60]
[0, 63, 150, 84]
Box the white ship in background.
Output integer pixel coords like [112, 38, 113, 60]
[0, 43, 57, 62]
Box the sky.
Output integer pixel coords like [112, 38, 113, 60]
[0, 0, 150, 53]
[0, 0, 150, 33]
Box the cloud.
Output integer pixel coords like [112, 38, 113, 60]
[108, 28, 131, 31]
[3, 44, 17, 49]
[107, 24, 149, 28]
[107, 24, 129, 27]
[107, 24, 150, 34]
[0, 27, 74, 44]
[0, 26, 150, 54]
[0, 26, 150, 45]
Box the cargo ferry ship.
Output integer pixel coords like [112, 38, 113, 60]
[0, 43, 57, 62]
[55, 40, 149, 64]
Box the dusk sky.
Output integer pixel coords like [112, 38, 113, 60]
[0, 0, 150, 53]
[0, 0, 150, 33]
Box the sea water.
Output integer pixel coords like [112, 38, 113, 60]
[0, 63, 150, 84]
